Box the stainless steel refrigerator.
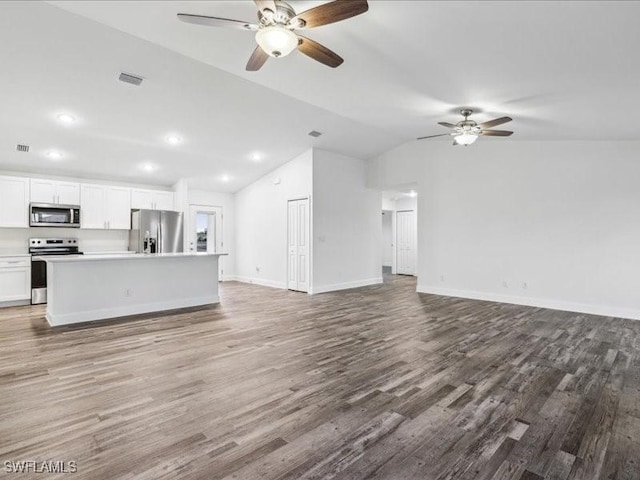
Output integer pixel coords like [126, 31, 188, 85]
[129, 209, 184, 253]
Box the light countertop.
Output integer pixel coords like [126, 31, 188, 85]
[0, 251, 29, 258]
[83, 251, 136, 255]
[38, 252, 227, 263]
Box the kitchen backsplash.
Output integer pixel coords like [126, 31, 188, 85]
[0, 228, 129, 253]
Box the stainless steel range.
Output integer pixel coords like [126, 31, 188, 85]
[29, 238, 83, 304]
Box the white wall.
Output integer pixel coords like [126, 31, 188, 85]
[188, 189, 236, 279]
[368, 140, 640, 320]
[235, 149, 313, 289]
[313, 150, 382, 293]
[0, 227, 128, 253]
[382, 211, 393, 267]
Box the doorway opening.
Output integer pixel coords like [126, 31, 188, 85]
[382, 210, 393, 275]
[188, 205, 223, 278]
[381, 187, 418, 281]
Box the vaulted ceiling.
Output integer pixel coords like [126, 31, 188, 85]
[1, 1, 639, 191]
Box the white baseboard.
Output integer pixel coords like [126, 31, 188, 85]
[312, 277, 383, 294]
[416, 284, 640, 321]
[233, 276, 287, 290]
[46, 295, 220, 326]
[0, 299, 31, 308]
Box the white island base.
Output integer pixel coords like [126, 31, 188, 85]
[44, 253, 224, 326]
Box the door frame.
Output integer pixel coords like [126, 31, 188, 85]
[286, 196, 312, 294]
[188, 204, 224, 278]
[382, 209, 395, 273]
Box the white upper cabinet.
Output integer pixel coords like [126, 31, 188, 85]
[80, 184, 105, 229]
[81, 184, 131, 230]
[105, 187, 131, 230]
[153, 191, 175, 211]
[30, 179, 80, 205]
[131, 189, 154, 210]
[131, 189, 175, 211]
[0, 176, 29, 228]
[56, 182, 81, 205]
[30, 179, 56, 204]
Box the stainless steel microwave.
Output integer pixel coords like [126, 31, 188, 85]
[30, 203, 81, 228]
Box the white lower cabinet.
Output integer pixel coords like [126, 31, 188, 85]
[81, 184, 131, 229]
[0, 257, 30, 302]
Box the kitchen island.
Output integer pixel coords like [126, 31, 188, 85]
[42, 253, 225, 326]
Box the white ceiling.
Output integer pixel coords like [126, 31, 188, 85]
[2, 1, 640, 191]
[0, 1, 400, 191]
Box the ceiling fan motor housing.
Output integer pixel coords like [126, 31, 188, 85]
[258, 1, 297, 27]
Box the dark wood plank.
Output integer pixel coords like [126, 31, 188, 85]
[0, 272, 639, 479]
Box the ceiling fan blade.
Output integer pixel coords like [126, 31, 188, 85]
[480, 129, 513, 137]
[478, 116, 512, 129]
[292, 0, 368, 29]
[246, 46, 269, 71]
[177, 13, 256, 30]
[417, 133, 451, 140]
[437, 122, 457, 129]
[254, 0, 276, 13]
[297, 36, 343, 68]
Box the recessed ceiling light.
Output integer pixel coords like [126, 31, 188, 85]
[220, 174, 231, 182]
[165, 135, 182, 145]
[250, 152, 262, 162]
[141, 163, 155, 172]
[408, 190, 417, 197]
[56, 113, 76, 124]
[47, 151, 63, 160]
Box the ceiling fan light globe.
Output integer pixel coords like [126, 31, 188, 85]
[454, 133, 478, 146]
[255, 26, 298, 58]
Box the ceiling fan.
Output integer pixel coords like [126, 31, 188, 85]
[417, 109, 514, 146]
[177, 0, 369, 71]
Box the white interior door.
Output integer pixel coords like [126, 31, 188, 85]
[287, 198, 309, 292]
[189, 205, 223, 277]
[396, 210, 417, 275]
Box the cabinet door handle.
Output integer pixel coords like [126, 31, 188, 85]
[6, 261, 21, 264]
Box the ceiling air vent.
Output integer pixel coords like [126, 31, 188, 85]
[119, 72, 143, 86]
[16, 144, 29, 153]
[308, 130, 322, 137]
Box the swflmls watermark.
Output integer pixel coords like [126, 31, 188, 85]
[3, 460, 77, 474]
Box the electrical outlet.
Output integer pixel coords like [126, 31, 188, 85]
[502, 281, 508, 288]
[124, 288, 132, 297]
[255, 266, 260, 273]
[440, 275, 445, 282]
[522, 282, 528, 290]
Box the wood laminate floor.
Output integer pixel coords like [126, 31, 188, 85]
[1, 274, 639, 479]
